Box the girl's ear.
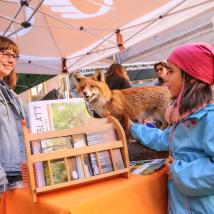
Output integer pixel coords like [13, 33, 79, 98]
[94, 69, 105, 82]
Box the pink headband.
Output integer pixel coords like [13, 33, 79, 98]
[168, 43, 214, 85]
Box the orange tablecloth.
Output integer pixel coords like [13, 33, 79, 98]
[0, 168, 167, 214]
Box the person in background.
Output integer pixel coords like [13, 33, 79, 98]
[154, 61, 168, 86]
[0, 36, 27, 196]
[105, 63, 132, 90]
[152, 61, 169, 128]
[129, 43, 214, 213]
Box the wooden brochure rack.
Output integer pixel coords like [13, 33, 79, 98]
[22, 116, 130, 202]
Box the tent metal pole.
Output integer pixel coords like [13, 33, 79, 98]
[3, 4, 23, 36]
[7, 0, 44, 38]
[115, 53, 121, 64]
[65, 74, 70, 99]
[0, 15, 21, 24]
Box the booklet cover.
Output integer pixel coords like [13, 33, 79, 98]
[130, 159, 166, 175]
[72, 134, 93, 178]
[86, 128, 124, 174]
[67, 157, 79, 180]
[40, 136, 73, 153]
[44, 159, 68, 185]
[28, 98, 90, 133]
[28, 98, 91, 187]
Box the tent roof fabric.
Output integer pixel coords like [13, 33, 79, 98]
[1, 0, 213, 75]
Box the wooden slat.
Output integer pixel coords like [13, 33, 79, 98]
[64, 158, 71, 181]
[36, 168, 129, 193]
[85, 121, 113, 134]
[21, 121, 38, 202]
[80, 155, 86, 178]
[107, 116, 130, 171]
[31, 141, 123, 162]
[96, 152, 102, 174]
[47, 160, 54, 185]
[29, 124, 114, 141]
[109, 149, 116, 171]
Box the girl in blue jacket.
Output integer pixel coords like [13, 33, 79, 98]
[130, 42, 214, 214]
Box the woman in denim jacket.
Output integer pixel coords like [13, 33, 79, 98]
[0, 36, 27, 194]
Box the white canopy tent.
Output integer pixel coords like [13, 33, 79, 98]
[0, 0, 214, 75]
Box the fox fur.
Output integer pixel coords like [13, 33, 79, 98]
[72, 70, 171, 137]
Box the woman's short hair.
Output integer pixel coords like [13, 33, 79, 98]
[105, 63, 130, 80]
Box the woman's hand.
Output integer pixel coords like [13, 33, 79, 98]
[165, 156, 174, 179]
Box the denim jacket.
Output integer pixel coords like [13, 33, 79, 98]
[0, 80, 27, 175]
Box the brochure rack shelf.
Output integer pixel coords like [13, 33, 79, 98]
[22, 116, 129, 202]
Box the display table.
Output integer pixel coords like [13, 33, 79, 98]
[0, 167, 167, 214]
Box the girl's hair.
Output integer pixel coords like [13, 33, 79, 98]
[154, 61, 168, 71]
[0, 36, 19, 89]
[105, 63, 130, 81]
[179, 71, 213, 114]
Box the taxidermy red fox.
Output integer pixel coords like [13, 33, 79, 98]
[72, 70, 171, 138]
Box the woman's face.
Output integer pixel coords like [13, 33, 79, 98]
[155, 64, 168, 78]
[165, 61, 183, 97]
[0, 49, 17, 79]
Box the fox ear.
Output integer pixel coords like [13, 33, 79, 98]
[94, 69, 105, 82]
[71, 71, 84, 86]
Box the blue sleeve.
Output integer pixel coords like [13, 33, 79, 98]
[130, 122, 170, 151]
[171, 116, 214, 196]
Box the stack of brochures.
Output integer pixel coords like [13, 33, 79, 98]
[130, 159, 166, 175]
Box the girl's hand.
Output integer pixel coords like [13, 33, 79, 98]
[165, 156, 174, 179]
